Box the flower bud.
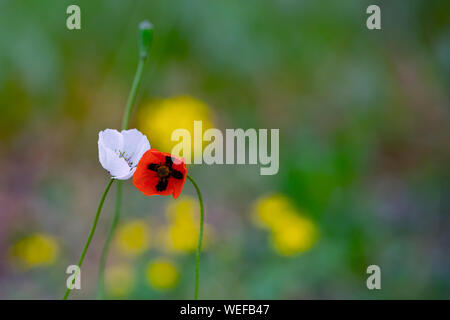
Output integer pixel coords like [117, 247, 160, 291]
[139, 20, 154, 59]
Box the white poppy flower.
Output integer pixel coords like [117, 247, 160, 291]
[98, 128, 150, 180]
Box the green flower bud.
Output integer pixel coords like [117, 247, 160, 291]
[139, 20, 154, 59]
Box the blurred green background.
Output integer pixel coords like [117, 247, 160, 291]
[0, 0, 449, 299]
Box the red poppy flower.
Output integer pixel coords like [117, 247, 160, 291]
[133, 149, 187, 199]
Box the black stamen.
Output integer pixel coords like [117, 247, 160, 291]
[156, 178, 169, 191]
[171, 170, 183, 180]
[148, 163, 158, 171]
[165, 156, 173, 168]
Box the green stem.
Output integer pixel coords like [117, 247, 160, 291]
[64, 22, 153, 300]
[63, 179, 114, 300]
[96, 181, 122, 299]
[121, 57, 146, 130]
[97, 41, 150, 299]
[186, 174, 205, 300]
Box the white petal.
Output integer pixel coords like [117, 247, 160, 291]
[99, 146, 131, 178]
[98, 140, 111, 170]
[115, 167, 137, 180]
[98, 129, 131, 179]
[121, 129, 151, 167]
[97, 128, 149, 180]
[98, 129, 124, 152]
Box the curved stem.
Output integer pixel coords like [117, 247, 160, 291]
[96, 181, 122, 299]
[121, 57, 146, 130]
[97, 54, 148, 299]
[63, 179, 114, 300]
[186, 174, 205, 300]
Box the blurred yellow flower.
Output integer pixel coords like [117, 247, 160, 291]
[166, 196, 198, 225]
[146, 258, 179, 290]
[116, 219, 150, 256]
[105, 264, 135, 297]
[160, 196, 209, 253]
[252, 193, 318, 256]
[270, 215, 317, 256]
[252, 193, 295, 229]
[165, 223, 198, 253]
[10, 233, 59, 268]
[137, 95, 213, 160]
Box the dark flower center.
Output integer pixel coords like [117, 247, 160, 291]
[147, 156, 184, 192]
[157, 165, 170, 178]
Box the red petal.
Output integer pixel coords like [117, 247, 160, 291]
[170, 158, 187, 199]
